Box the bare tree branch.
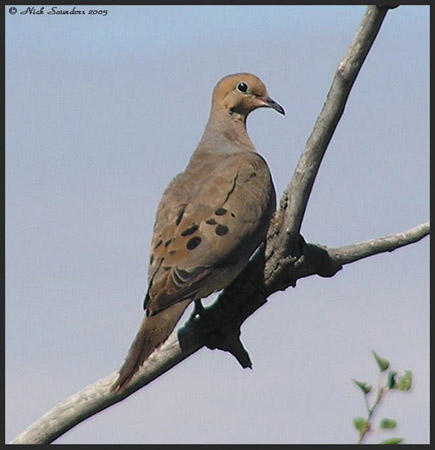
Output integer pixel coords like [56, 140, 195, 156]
[270, 5, 393, 262]
[9, 337, 202, 445]
[10, 220, 428, 445]
[289, 221, 430, 282]
[328, 221, 430, 266]
[10, 5, 426, 445]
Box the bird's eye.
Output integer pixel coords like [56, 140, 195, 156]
[237, 82, 249, 93]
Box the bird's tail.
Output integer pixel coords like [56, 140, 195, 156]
[112, 299, 191, 391]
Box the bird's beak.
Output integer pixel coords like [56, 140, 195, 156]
[259, 96, 285, 115]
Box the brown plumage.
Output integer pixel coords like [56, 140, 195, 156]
[112, 73, 284, 391]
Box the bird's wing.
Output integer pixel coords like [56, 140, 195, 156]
[145, 151, 276, 315]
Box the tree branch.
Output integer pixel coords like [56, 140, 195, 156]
[288, 221, 430, 282]
[10, 5, 426, 445]
[270, 5, 393, 262]
[10, 220, 428, 445]
[328, 221, 430, 266]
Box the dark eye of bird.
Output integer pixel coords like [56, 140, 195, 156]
[237, 82, 248, 93]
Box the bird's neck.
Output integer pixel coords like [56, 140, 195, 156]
[195, 106, 256, 154]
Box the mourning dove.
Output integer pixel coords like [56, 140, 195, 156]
[113, 73, 284, 390]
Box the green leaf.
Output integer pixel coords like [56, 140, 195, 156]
[379, 437, 404, 444]
[387, 371, 397, 389]
[352, 379, 372, 394]
[353, 417, 369, 431]
[372, 351, 390, 372]
[396, 371, 412, 391]
[379, 418, 397, 429]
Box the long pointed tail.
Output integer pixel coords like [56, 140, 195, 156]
[112, 299, 191, 391]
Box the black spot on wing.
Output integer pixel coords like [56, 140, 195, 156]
[175, 205, 186, 226]
[215, 224, 229, 236]
[215, 208, 227, 216]
[206, 218, 217, 225]
[186, 236, 202, 250]
[154, 239, 163, 249]
[181, 224, 199, 236]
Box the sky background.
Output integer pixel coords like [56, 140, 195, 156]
[5, 5, 429, 445]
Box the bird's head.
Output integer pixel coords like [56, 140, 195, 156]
[212, 73, 285, 118]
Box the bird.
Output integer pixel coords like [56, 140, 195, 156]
[112, 73, 285, 391]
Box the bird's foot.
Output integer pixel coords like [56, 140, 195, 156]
[190, 299, 205, 322]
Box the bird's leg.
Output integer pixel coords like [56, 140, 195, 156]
[191, 299, 205, 320]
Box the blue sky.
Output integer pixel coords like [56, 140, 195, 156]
[5, 5, 429, 444]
